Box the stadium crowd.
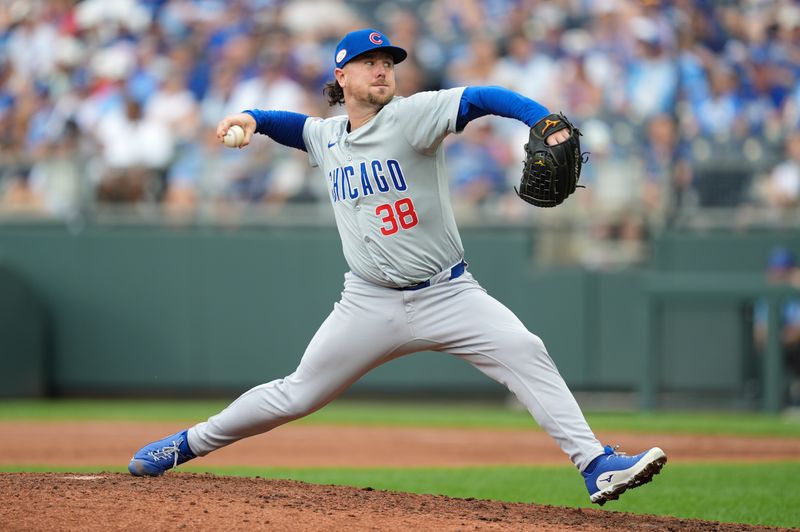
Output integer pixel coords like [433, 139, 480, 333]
[0, 0, 799, 264]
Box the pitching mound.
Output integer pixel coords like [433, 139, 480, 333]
[0, 472, 780, 531]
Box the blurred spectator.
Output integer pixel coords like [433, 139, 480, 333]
[386, 8, 446, 92]
[575, 119, 649, 269]
[144, 66, 200, 144]
[445, 33, 501, 88]
[559, 53, 605, 122]
[162, 125, 315, 214]
[752, 246, 800, 409]
[94, 95, 174, 202]
[200, 63, 244, 128]
[691, 64, 744, 137]
[625, 17, 678, 121]
[641, 113, 692, 218]
[281, 0, 359, 35]
[27, 119, 87, 219]
[426, 0, 484, 46]
[446, 121, 510, 207]
[164, 127, 264, 212]
[4, 3, 58, 80]
[758, 132, 800, 214]
[740, 60, 789, 138]
[490, 33, 559, 109]
[394, 56, 425, 98]
[228, 52, 304, 113]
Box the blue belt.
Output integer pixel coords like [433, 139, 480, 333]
[396, 260, 467, 291]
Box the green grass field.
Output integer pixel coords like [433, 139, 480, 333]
[2, 399, 799, 528]
[3, 399, 800, 436]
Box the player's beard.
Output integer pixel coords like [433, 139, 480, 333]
[367, 85, 394, 107]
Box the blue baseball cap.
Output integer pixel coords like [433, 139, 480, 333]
[334, 29, 407, 69]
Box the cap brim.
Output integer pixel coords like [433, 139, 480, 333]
[350, 45, 407, 66]
[383, 46, 407, 64]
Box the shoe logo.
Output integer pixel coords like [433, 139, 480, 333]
[599, 474, 613, 483]
[541, 119, 560, 134]
[327, 139, 337, 148]
[534, 160, 545, 166]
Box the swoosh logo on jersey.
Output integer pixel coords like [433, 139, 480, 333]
[327, 140, 337, 148]
[541, 119, 560, 134]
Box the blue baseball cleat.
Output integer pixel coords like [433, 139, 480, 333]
[128, 429, 196, 477]
[582, 445, 667, 505]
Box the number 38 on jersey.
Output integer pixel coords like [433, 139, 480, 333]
[375, 197, 419, 236]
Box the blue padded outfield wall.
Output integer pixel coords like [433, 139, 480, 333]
[0, 223, 798, 409]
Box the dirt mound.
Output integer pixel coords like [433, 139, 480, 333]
[0, 473, 784, 531]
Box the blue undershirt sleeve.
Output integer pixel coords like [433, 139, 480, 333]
[456, 86, 549, 131]
[243, 110, 308, 151]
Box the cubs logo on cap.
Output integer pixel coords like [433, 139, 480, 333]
[334, 28, 407, 69]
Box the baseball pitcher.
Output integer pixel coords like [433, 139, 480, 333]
[128, 29, 666, 505]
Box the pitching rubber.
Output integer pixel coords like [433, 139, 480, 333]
[590, 447, 668, 506]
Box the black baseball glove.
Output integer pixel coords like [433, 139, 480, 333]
[515, 113, 585, 208]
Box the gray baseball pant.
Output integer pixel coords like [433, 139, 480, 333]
[188, 271, 605, 471]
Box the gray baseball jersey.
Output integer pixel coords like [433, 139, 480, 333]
[302, 88, 466, 288]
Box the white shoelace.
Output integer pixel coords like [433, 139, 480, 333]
[609, 444, 626, 456]
[147, 436, 184, 467]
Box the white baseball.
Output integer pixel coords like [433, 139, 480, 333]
[223, 125, 245, 148]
